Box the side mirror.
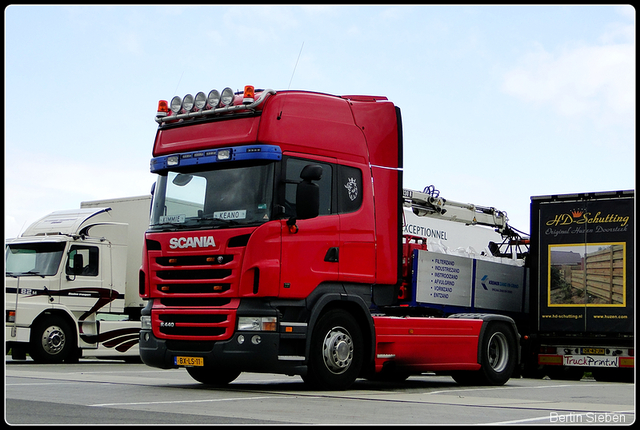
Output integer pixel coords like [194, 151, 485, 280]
[72, 253, 84, 275]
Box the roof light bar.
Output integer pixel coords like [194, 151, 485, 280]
[155, 87, 276, 124]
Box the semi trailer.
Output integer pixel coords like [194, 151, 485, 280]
[527, 190, 634, 382]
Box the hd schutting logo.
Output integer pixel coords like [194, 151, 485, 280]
[546, 209, 630, 228]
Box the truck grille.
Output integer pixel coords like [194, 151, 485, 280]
[158, 283, 231, 294]
[156, 268, 232, 280]
[151, 252, 236, 297]
[158, 314, 227, 337]
[156, 255, 233, 266]
[151, 300, 239, 341]
[147, 234, 248, 340]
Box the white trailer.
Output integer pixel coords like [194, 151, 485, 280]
[5, 196, 150, 362]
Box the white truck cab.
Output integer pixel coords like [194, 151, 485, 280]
[5, 196, 150, 362]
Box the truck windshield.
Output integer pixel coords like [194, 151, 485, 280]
[6, 242, 66, 277]
[150, 163, 275, 230]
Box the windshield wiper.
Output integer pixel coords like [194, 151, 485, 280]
[6, 270, 45, 278]
[151, 216, 247, 232]
[199, 215, 240, 226]
[151, 221, 194, 230]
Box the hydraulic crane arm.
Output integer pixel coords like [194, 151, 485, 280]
[402, 188, 509, 234]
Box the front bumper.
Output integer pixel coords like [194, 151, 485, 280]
[139, 329, 307, 375]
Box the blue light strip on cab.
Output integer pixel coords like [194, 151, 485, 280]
[150, 144, 282, 173]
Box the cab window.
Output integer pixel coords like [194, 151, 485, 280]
[283, 157, 333, 218]
[66, 245, 99, 276]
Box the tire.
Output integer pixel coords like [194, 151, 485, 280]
[453, 322, 517, 386]
[303, 309, 364, 390]
[545, 366, 584, 381]
[30, 315, 76, 363]
[592, 368, 633, 383]
[366, 370, 411, 383]
[186, 367, 241, 385]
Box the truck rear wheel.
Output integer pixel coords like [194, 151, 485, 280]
[303, 309, 363, 390]
[545, 366, 584, 381]
[592, 368, 633, 383]
[186, 367, 241, 385]
[30, 315, 75, 363]
[453, 321, 516, 386]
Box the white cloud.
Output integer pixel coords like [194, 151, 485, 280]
[5, 149, 154, 238]
[502, 40, 635, 126]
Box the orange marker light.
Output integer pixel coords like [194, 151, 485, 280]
[157, 100, 169, 116]
[263, 320, 277, 332]
[243, 85, 255, 104]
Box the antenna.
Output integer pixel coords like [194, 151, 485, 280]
[288, 41, 304, 89]
[173, 71, 185, 96]
[278, 42, 305, 121]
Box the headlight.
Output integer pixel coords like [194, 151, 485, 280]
[194, 92, 207, 110]
[217, 149, 231, 161]
[170, 96, 182, 113]
[220, 87, 234, 106]
[141, 315, 152, 330]
[207, 89, 220, 108]
[237, 316, 277, 332]
[182, 94, 194, 112]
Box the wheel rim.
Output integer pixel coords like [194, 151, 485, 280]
[486, 332, 509, 373]
[321, 326, 354, 374]
[41, 325, 66, 355]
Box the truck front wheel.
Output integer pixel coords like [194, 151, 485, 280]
[186, 367, 241, 385]
[303, 309, 363, 390]
[30, 316, 75, 363]
[453, 322, 517, 386]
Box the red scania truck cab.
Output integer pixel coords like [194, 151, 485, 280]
[138, 86, 520, 389]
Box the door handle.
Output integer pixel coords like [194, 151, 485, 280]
[324, 247, 339, 263]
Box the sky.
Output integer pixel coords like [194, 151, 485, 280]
[4, 5, 635, 239]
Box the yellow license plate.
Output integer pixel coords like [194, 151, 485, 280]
[581, 348, 605, 355]
[175, 356, 204, 367]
